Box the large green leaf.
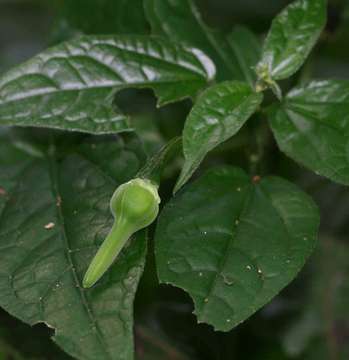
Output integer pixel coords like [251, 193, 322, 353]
[0, 35, 215, 134]
[156, 167, 319, 331]
[269, 80, 349, 186]
[144, 0, 260, 83]
[257, 0, 326, 82]
[57, 0, 148, 35]
[0, 131, 147, 360]
[174, 82, 263, 192]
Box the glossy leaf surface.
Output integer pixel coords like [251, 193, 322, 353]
[257, 0, 326, 81]
[0, 36, 215, 134]
[144, 0, 259, 83]
[156, 167, 319, 331]
[175, 82, 263, 191]
[0, 132, 147, 360]
[270, 80, 349, 186]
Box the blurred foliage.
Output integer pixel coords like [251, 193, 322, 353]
[0, 0, 348, 358]
[53, 0, 148, 35]
[282, 238, 349, 359]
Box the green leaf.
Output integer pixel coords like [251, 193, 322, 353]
[156, 167, 319, 331]
[226, 26, 262, 87]
[0, 132, 147, 360]
[257, 0, 326, 82]
[175, 82, 263, 192]
[269, 80, 349, 186]
[0, 35, 215, 134]
[144, 0, 258, 83]
[57, 0, 148, 35]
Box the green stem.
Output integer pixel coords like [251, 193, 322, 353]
[83, 219, 132, 288]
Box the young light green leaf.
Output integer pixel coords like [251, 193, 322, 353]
[257, 0, 326, 82]
[0, 35, 215, 134]
[144, 0, 258, 83]
[269, 80, 349, 186]
[0, 132, 147, 360]
[175, 82, 263, 192]
[156, 167, 319, 331]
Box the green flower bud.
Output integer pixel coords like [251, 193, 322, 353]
[83, 178, 160, 288]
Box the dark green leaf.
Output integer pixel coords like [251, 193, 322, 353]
[257, 0, 326, 81]
[0, 132, 147, 360]
[226, 26, 262, 87]
[0, 35, 215, 134]
[144, 0, 258, 83]
[57, 0, 148, 35]
[156, 167, 319, 331]
[269, 80, 349, 186]
[175, 82, 263, 192]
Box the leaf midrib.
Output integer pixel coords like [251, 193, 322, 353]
[201, 183, 253, 318]
[0, 78, 203, 108]
[47, 152, 113, 360]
